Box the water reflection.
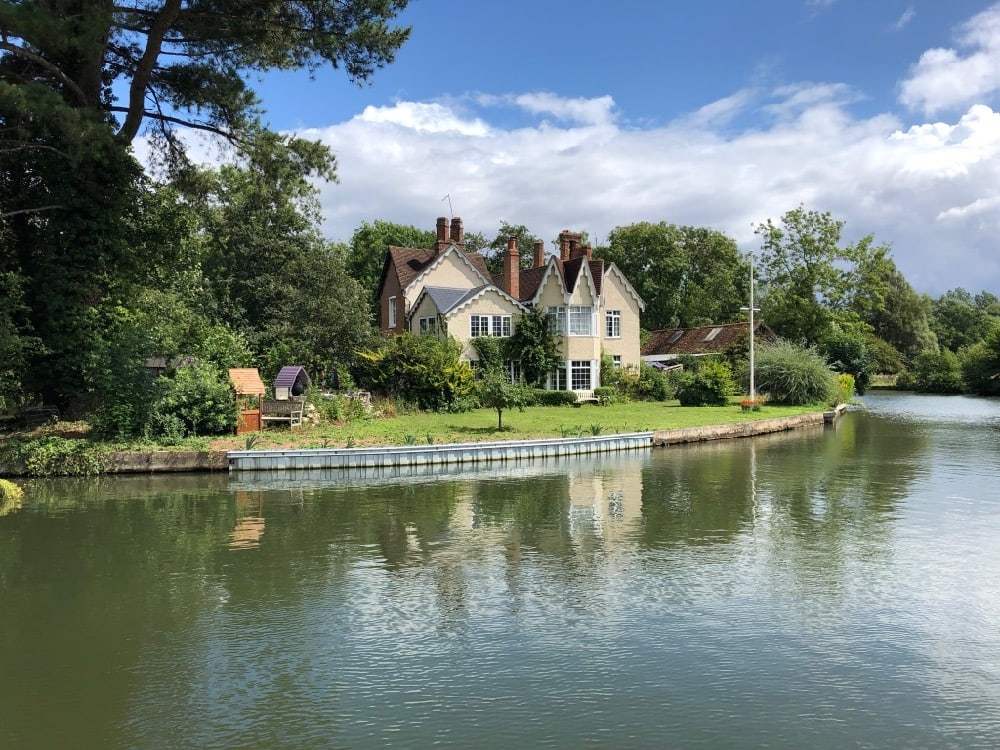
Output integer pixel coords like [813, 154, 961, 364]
[3, 403, 1000, 748]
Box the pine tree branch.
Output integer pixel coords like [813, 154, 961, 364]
[0, 40, 89, 107]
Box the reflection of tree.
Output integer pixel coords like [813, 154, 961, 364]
[640, 414, 928, 558]
[639, 441, 756, 549]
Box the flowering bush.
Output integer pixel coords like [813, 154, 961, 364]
[740, 398, 765, 413]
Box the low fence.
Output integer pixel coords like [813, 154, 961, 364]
[227, 432, 654, 473]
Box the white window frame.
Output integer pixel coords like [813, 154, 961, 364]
[506, 360, 521, 384]
[547, 306, 567, 335]
[606, 310, 621, 338]
[571, 360, 593, 390]
[388, 296, 397, 328]
[471, 314, 511, 338]
[569, 305, 593, 336]
[612, 355, 622, 368]
[418, 316, 437, 334]
[549, 363, 568, 391]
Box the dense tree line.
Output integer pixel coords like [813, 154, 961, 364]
[2, 4, 997, 428]
[0, 0, 410, 424]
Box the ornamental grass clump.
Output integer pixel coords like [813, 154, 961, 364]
[754, 341, 838, 406]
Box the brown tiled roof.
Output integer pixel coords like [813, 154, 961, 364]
[642, 322, 776, 357]
[385, 244, 491, 293]
[517, 265, 549, 301]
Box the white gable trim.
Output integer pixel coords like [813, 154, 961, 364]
[571, 259, 600, 305]
[447, 285, 528, 317]
[527, 256, 568, 306]
[403, 243, 490, 296]
[603, 262, 646, 311]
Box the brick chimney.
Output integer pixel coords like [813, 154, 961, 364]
[435, 216, 449, 253]
[533, 240, 546, 268]
[450, 216, 464, 248]
[558, 229, 583, 261]
[570, 243, 592, 260]
[504, 237, 520, 299]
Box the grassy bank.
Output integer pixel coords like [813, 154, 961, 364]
[0, 399, 826, 476]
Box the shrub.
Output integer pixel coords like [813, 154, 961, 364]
[902, 349, 963, 393]
[530, 389, 579, 406]
[3, 436, 108, 477]
[593, 386, 617, 404]
[819, 325, 873, 395]
[616, 362, 673, 402]
[676, 359, 734, 406]
[149, 362, 236, 437]
[754, 341, 838, 405]
[836, 373, 856, 405]
[961, 324, 1000, 396]
[354, 333, 474, 411]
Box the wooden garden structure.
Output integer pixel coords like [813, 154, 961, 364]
[228, 368, 266, 434]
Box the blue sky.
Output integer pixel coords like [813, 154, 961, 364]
[165, 0, 1000, 295]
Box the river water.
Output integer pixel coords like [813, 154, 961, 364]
[1, 392, 999, 749]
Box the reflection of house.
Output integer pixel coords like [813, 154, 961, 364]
[641, 321, 777, 364]
[376, 217, 644, 392]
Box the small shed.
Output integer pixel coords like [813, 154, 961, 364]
[273, 366, 311, 400]
[229, 368, 266, 434]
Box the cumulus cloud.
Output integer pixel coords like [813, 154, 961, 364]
[290, 84, 1000, 296]
[899, 3, 1000, 115]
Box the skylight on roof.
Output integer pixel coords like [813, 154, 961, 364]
[668, 330, 684, 344]
[703, 327, 723, 342]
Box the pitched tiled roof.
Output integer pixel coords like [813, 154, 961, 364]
[642, 322, 776, 357]
[387, 244, 491, 292]
[423, 286, 480, 314]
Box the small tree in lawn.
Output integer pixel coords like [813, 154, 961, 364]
[477, 366, 531, 430]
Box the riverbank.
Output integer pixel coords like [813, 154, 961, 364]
[0, 405, 846, 477]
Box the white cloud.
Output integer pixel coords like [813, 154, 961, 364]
[355, 101, 490, 136]
[893, 7, 916, 32]
[290, 88, 1000, 295]
[899, 3, 1000, 115]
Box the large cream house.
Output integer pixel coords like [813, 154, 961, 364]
[375, 217, 644, 393]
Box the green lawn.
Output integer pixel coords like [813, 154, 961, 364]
[248, 399, 826, 450]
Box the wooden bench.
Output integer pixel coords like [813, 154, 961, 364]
[574, 390, 599, 404]
[261, 398, 305, 428]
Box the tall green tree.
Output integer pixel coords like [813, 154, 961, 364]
[755, 206, 891, 346]
[852, 258, 935, 361]
[0, 0, 410, 409]
[595, 222, 748, 331]
[346, 220, 435, 320]
[930, 288, 999, 352]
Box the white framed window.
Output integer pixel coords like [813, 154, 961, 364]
[471, 314, 511, 337]
[388, 296, 397, 328]
[547, 306, 567, 335]
[549, 364, 567, 391]
[606, 310, 621, 338]
[569, 306, 593, 335]
[548, 305, 593, 335]
[571, 360, 593, 390]
[506, 360, 521, 384]
[419, 316, 437, 334]
[612, 355, 622, 368]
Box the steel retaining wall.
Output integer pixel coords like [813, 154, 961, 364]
[227, 432, 654, 473]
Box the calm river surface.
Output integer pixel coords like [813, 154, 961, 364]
[2, 392, 999, 749]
